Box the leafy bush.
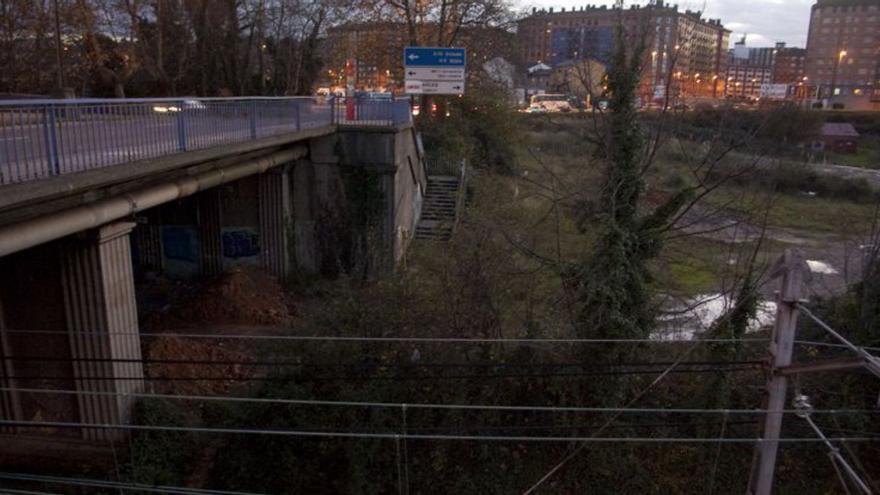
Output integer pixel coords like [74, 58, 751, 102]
[124, 398, 197, 486]
[418, 84, 520, 174]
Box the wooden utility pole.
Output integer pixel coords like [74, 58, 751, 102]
[748, 249, 807, 495]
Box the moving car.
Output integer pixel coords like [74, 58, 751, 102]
[527, 94, 572, 113]
[152, 99, 207, 113]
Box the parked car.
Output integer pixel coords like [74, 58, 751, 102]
[152, 99, 207, 113]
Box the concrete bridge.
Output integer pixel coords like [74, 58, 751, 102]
[0, 96, 427, 443]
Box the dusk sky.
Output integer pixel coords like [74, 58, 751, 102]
[521, 0, 815, 48]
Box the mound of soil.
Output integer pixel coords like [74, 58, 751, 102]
[144, 336, 256, 395]
[145, 266, 291, 330]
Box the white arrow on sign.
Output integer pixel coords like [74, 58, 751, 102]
[408, 53, 419, 61]
[406, 80, 465, 95]
[405, 67, 465, 81]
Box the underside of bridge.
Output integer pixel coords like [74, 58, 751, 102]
[0, 123, 425, 453]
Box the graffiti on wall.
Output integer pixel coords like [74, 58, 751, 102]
[222, 227, 261, 264]
[162, 226, 200, 262]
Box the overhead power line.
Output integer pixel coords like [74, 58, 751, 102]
[796, 340, 880, 352]
[5, 386, 876, 415]
[0, 366, 763, 383]
[0, 472, 264, 495]
[0, 328, 769, 345]
[0, 489, 61, 495]
[1, 419, 878, 444]
[0, 355, 767, 368]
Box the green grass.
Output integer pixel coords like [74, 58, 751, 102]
[666, 259, 718, 293]
[824, 138, 880, 169]
[705, 186, 878, 234]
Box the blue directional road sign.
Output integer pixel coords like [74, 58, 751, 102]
[403, 47, 466, 68]
[404, 47, 466, 95]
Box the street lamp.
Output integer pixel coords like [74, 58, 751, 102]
[830, 48, 848, 99]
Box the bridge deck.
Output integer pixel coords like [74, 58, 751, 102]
[0, 97, 411, 187]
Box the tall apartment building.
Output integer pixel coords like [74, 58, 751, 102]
[323, 22, 407, 92]
[725, 38, 806, 99]
[516, 1, 730, 99]
[724, 65, 773, 99]
[773, 47, 807, 84]
[805, 0, 880, 98]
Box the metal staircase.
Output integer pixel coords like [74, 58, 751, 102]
[415, 176, 459, 240]
[415, 160, 466, 241]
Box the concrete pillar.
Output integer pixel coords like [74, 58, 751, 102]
[259, 167, 293, 280]
[0, 301, 23, 432]
[60, 222, 144, 441]
[198, 189, 224, 277]
[292, 160, 319, 274]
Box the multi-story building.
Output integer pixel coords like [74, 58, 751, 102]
[805, 0, 880, 99]
[773, 47, 807, 84]
[725, 38, 807, 100]
[724, 64, 773, 99]
[516, 1, 730, 100]
[323, 22, 407, 92]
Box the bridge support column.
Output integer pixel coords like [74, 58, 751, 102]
[292, 160, 319, 274]
[60, 221, 144, 441]
[259, 167, 293, 280]
[198, 190, 224, 277]
[0, 302, 23, 432]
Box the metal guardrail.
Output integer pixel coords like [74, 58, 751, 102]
[331, 96, 413, 127]
[0, 96, 412, 186]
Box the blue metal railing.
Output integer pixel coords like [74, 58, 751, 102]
[330, 96, 413, 127]
[0, 96, 413, 186]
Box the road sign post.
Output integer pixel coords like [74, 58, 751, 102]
[404, 47, 466, 96]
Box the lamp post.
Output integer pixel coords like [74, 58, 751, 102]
[829, 49, 847, 100]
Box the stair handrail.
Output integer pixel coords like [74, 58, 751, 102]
[411, 127, 427, 197]
[453, 159, 467, 233]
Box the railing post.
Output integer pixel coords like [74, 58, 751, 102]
[175, 100, 187, 151]
[294, 100, 301, 131]
[328, 96, 335, 125]
[42, 106, 60, 175]
[249, 101, 257, 139]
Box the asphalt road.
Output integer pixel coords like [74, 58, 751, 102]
[0, 105, 333, 185]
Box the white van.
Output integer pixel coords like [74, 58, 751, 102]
[528, 94, 572, 113]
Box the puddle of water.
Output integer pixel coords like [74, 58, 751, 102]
[806, 259, 839, 275]
[653, 293, 777, 341]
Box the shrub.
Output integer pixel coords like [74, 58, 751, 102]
[418, 83, 520, 174]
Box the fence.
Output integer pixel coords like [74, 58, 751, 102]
[331, 96, 413, 127]
[0, 96, 412, 186]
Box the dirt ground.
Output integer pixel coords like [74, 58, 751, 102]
[142, 266, 294, 330]
[138, 266, 296, 395]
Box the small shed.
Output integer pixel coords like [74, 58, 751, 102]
[813, 122, 860, 154]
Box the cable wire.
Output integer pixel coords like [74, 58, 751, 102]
[0, 328, 769, 345]
[0, 387, 874, 415]
[0, 489, 61, 495]
[0, 366, 763, 383]
[0, 472, 265, 495]
[0, 355, 767, 368]
[522, 341, 704, 494]
[0, 419, 878, 444]
[796, 341, 880, 352]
